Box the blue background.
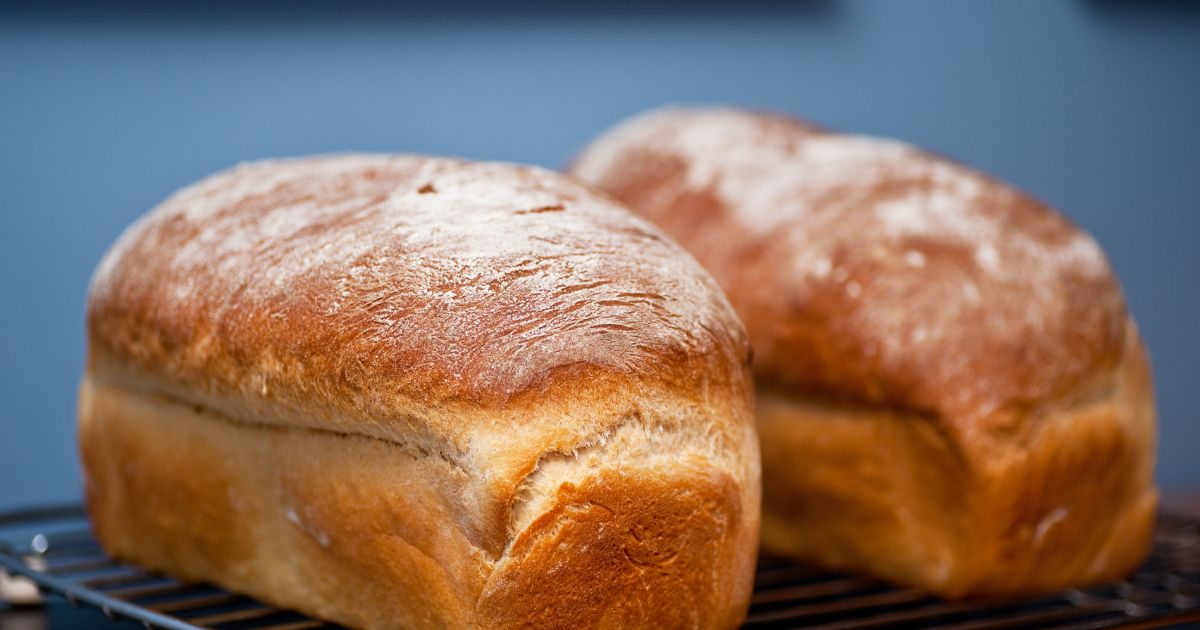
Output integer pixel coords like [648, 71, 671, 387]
[1, 0, 1197, 509]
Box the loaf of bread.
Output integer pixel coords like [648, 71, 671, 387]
[569, 107, 1157, 597]
[80, 155, 761, 628]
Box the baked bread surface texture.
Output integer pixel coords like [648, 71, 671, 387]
[569, 107, 1157, 597]
[81, 155, 760, 629]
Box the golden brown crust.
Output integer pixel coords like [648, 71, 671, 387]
[81, 155, 761, 627]
[570, 106, 1157, 595]
[87, 154, 751, 421]
[479, 468, 752, 629]
[569, 107, 1126, 428]
[81, 380, 760, 628]
[757, 323, 1156, 596]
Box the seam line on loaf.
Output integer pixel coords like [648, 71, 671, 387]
[110, 381, 473, 475]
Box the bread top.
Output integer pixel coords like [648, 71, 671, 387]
[87, 155, 752, 446]
[570, 107, 1130, 431]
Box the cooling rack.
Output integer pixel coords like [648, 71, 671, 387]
[3, 504, 1200, 629]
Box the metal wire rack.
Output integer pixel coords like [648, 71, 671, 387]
[2, 504, 1199, 629]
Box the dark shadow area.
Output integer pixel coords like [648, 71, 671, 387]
[1085, 0, 1200, 21]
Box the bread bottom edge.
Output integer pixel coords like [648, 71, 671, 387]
[756, 335, 1157, 598]
[79, 377, 759, 629]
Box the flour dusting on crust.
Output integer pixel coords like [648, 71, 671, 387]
[88, 154, 750, 417]
[571, 107, 1125, 422]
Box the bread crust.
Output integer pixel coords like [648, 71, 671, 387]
[87, 155, 751, 421]
[757, 323, 1155, 596]
[81, 379, 760, 629]
[569, 108, 1128, 427]
[570, 107, 1157, 596]
[81, 155, 760, 628]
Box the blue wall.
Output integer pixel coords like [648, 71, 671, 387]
[1, 1, 1197, 509]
